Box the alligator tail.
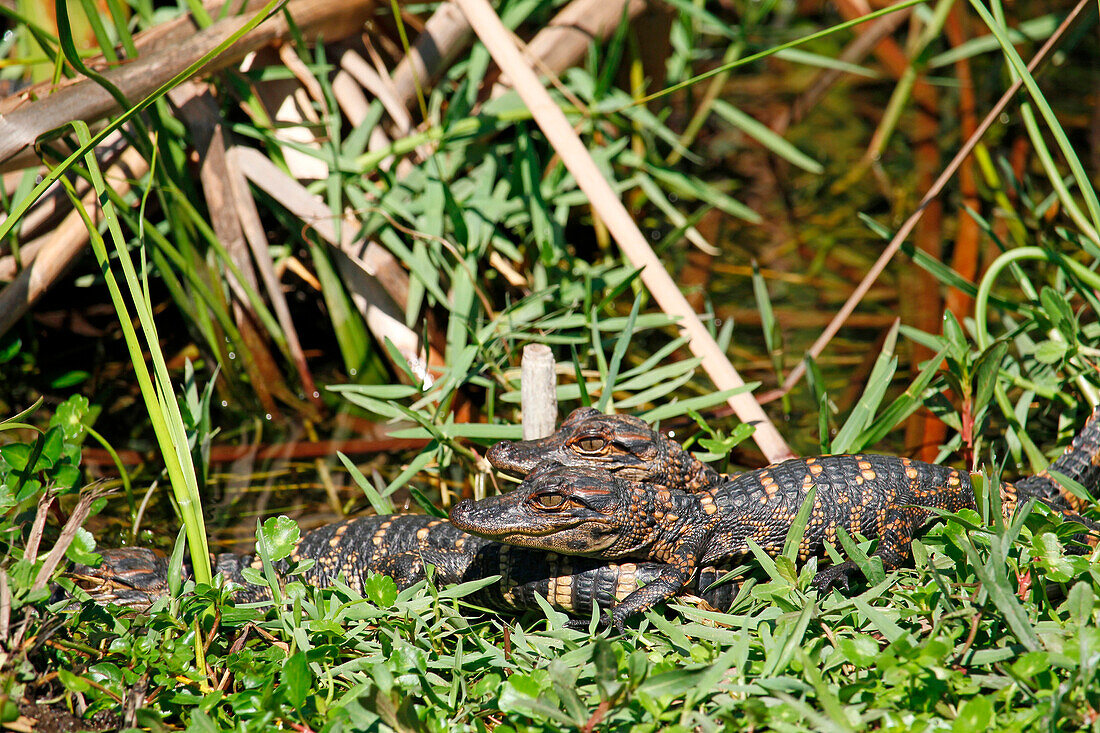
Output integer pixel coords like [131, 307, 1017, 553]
[1014, 407, 1100, 515]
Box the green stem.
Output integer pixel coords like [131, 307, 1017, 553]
[84, 425, 134, 520]
[63, 129, 212, 584]
[974, 246, 1100, 468]
[975, 247, 1100, 349]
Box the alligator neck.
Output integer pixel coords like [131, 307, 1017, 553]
[602, 484, 714, 562]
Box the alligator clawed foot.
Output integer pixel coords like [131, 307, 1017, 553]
[565, 613, 613, 632]
[564, 611, 628, 633]
[812, 561, 856, 595]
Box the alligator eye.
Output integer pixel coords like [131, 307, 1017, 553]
[574, 436, 608, 454]
[535, 493, 566, 509]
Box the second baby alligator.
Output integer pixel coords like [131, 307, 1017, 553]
[488, 406, 727, 491]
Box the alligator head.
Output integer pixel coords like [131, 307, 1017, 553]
[486, 406, 724, 491]
[450, 463, 701, 559]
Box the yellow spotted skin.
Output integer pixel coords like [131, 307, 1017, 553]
[71, 410, 1100, 630]
[453, 410, 1100, 628]
[70, 516, 739, 619]
[707, 455, 980, 590]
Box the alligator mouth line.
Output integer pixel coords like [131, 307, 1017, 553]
[453, 516, 612, 541]
[493, 465, 529, 479]
[494, 460, 642, 479]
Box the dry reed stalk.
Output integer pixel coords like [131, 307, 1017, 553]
[32, 484, 115, 592]
[230, 146, 446, 384]
[390, 2, 474, 111]
[172, 81, 287, 418]
[388, 0, 648, 114]
[331, 60, 373, 125]
[0, 147, 149, 337]
[225, 148, 323, 407]
[0, 234, 47, 282]
[453, 0, 796, 463]
[341, 49, 415, 135]
[0, 0, 376, 170]
[23, 493, 55, 568]
[0, 131, 129, 253]
[279, 44, 326, 104]
[520, 344, 558, 440]
[245, 50, 330, 181]
[490, 0, 647, 99]
[0, 571, 9, 642]
[0, 0, 266, 124]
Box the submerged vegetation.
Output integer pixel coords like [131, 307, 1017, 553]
[1, 0, 1100, 728]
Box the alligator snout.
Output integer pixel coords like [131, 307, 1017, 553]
[449, 497, 507, 536]
[449, 499, 475, 526]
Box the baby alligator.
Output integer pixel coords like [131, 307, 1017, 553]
[452, 411, 1100, 629]
[72, 515, 737, 619]
[488, 406, 726, 491]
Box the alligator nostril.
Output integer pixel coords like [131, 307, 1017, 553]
[449, 500, 471, 522]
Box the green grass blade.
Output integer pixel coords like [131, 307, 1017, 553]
[66, 123, 210, 582]
[570, 345, 591, 407]
[596, 295, 641, 412]
[337, 451, 394, 515]
[641, 384, 759, 422]
[967, 0, 1100, 242]
[856, 344, 950, 451]
[960, 539, 1042, 652]
[831, 321, 900, 454]
[712, 100, 823, 174]
[782, 487, 818, 562]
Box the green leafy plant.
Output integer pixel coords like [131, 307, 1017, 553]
[2, 0, 1100, 728]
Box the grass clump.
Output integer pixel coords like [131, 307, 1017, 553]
[31, 495, 1100, 730]
[1, 0, 1100, 729]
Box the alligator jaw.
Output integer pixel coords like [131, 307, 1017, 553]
[450, 498, 556, 538]
[485, 440, 541, 478]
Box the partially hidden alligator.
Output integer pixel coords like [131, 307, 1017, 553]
[73, 406, 744, 621]
[74, 514, 738, 618]
[452, 410, 1100, 629]
[488, 406, 727, 491]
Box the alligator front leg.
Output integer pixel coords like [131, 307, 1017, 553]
[607, 564, 692, 631]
